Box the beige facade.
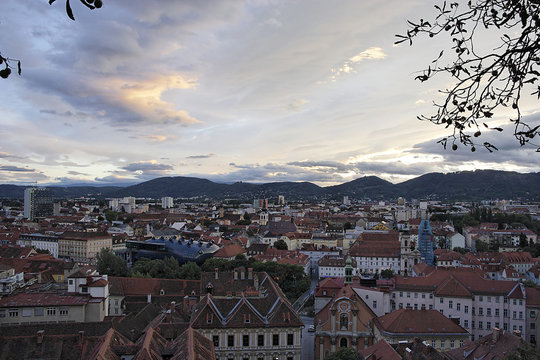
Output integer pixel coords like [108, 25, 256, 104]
[373, 325, 469, 351]
[58, 232, 112, 264]
[197, 326, 302, 360]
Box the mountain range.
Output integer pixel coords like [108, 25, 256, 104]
[1, 170, 539, 201]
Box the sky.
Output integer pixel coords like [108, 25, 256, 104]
[0, 0, 539, 187]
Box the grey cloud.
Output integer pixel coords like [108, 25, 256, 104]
[67, 171, 89, 176]
[0, 165, 36, 172]
[122, 162, 174, 172]
[186, 153, 215, 159]
[287, 160, 354, 172]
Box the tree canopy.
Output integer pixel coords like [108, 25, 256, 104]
[96, 248, 128, 277]
[398, 0, 540, 152]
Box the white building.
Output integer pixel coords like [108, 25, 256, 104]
[161, 196, 174, 209]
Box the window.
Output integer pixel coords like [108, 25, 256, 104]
[213, 336, 219, 347]
[450, 340, 455, 348]
[449, 300, 453, 309]
[531, 310, 536, 318]
[496, 322, 500, 328]
[487, 322, 491, 330]
[513, 299, 517, 305]
[0, 310, 5, 318]
[399, 303, 403, 309]
[22, 308, 32, 317]
[340, 338, 348, 348]
[421, 304, 426, 310]
[440, 309, 444, 315]
[495, 309, 499, 317]
[407, 292, 411, 298]
[422, 293, 426, 299]
[496, 297, 500, 303]
[479, 296, 483, 302]
[440, 340, 446, 349]
[400, 292, 403, 297]
[258, 334, 264, 346]
[429, 293, 433, 299]
[513, 311, 517, 319]
[457, 303, 461, 311]
[414, 293, 418, 298]
[429, 305, 433, 310]
[487, 308, 491, 316]
[487, 296, 491, 303]
[519, 300, 523, 306]
[472, 307, 476, 315]
[228, 335, 234, 347]
[59, 307, 69, 316]
[372, 301, 377, 309]
[287, 333, 293, 346]
[472, 321, 475, 329]
[531, 323, 536, 330]
[459, 340, 464, 347]
[273, 334, 279, 346]
[34, 307, 43, 316]
[243, 335, 249, 347]
[504, 309, 509, 318]
[68, 279, 74, 285]
[464, 320, 469, 328]
[440, 297, 444, 304]
[340, 313, 348, 330]
[504, 323, 508, 330]
[464, 305, 469, 314]
[479, 321, 483, 329]
[8, 309, 18, 317]
[414, 304, 418, 310]
[519, 311, 523, 319]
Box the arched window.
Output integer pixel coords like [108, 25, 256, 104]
[340, 313, 348, 330]
[340, 338, 348, 348]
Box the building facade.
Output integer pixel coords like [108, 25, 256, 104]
[24, 187, 53, 220]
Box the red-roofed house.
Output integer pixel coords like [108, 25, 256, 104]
[374, 308, 469, 351]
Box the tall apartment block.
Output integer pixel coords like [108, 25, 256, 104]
[24, 187, 53, 220]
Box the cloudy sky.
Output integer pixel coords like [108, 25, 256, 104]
[0, 0, 539, 186]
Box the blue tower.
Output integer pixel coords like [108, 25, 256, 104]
[418, 219, 434, 266]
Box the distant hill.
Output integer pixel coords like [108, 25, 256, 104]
[1, 170, 539, 201]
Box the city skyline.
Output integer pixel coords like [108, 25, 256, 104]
[1, 0, 540, 187]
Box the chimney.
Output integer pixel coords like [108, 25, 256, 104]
[492, 327, 501, 343]
[214, 268, 219, 280]
[248, 268, 253, 280]
[404, 347, 412, 360]
[37, 330, 44, 344]
[78, 331, 85, 345]
[147, 293, 152, 303]
[254, 274, 259, 291]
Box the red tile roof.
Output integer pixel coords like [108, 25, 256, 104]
[0, 293, 91, 307]
[375, 308, 468, 335]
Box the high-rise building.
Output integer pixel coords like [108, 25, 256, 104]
[161, 196, 174, 209]
[418, 219, 434, 266]
[23, 187, 53, 220]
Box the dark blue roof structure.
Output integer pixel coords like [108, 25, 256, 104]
[126, 236, 220, 264]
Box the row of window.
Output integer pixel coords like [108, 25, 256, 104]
[212, 333, 294, 348]
[0, 307, 69, 317]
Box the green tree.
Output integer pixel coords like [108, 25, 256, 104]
[398, 0, 540, 152]
[475, 239, 489, 252]
[381, 269, 394, 279]
[274, 239, 288, 250]
[96, 248, 128, 277]
[178, 261, 201, 280]
[324, 348, 362, 360]
[105, 210, 119, 223]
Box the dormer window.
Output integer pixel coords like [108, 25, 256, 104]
[207, 313, 214, 324]
[160, 289, 165, 295]
[244, 314, 251, 323]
